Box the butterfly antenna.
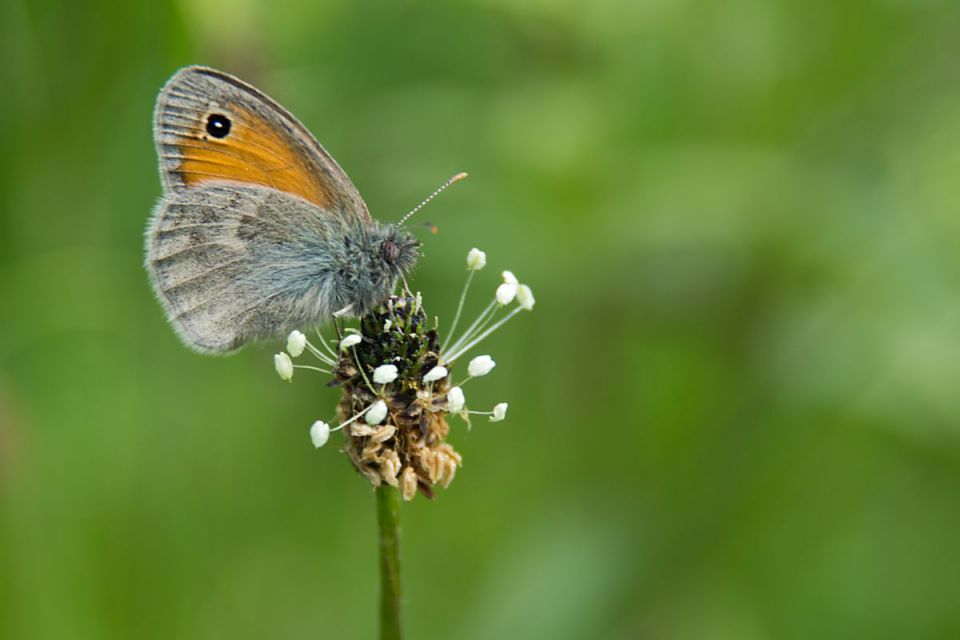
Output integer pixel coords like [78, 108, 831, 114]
[398, 172, 468, 226]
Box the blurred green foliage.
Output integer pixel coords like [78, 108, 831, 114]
[3, 0, 960, 638]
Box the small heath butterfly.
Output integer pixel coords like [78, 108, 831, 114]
[145, 66, 425, 353]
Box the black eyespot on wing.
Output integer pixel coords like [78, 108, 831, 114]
[206, 113, 231, 138]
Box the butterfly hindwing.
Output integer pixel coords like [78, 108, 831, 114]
[146, 183, 350, 352]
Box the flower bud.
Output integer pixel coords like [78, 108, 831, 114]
[286, 330, 307, 357]
[468, 355, 496, 377]
[502, 270, 519, 285]
[423, 365, 448, 383]
[467, 248, 487, 271]
[309, 420, 330, 448]
[365, 399, 388, 425]
[490, 402, 508, 422]
[446, 386, 465, 413]
[373, 364, 399, 384]
[274, 352, 294, 381]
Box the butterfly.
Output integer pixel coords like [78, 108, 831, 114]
[145, 66, 421, 353]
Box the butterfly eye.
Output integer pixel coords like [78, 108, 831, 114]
[206, 113, 231, 138]
[382, 240, 401, 263]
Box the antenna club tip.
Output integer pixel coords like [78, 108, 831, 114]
[452, 172, 468, 182]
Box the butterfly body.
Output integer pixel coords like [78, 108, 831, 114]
[146, 66, 418, 353]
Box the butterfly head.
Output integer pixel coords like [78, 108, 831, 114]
[380, 225, 420, 275]
[336, 222, 420, 317]
[379, 224, 420, 275]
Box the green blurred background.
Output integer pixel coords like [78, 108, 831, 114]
[3, 0, 960, 638]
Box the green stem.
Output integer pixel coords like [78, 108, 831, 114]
[375, 485, 403, 640]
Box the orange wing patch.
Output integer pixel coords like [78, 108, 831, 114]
[170, 106, 333, 208]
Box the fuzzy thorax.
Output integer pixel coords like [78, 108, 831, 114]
[335, 223, 419, 318]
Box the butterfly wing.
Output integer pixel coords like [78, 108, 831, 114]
[153, 65, 371, 224]
[146, 183, 350, 353]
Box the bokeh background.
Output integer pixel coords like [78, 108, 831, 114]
[3, 0, 960, 638]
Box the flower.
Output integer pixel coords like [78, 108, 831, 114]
[365, 399, 388, 425]
[286, 330, 307, 357]
[265, 240, 536, 500]
[446, 386, 465, 413]
[496, 282, 518, 305]
[517, 284, 535, 311]
[373, 364, 399, 384]
[467, 248, 487, 271]
[370, 424, 397, 444]
[468, 355, 496, 377]
[380, 450, 401, 487]
[423, 365, 448, 383]
[274, 352, 294, 381]
[400, 467, 418, 501]
[309, 420, 330, 447]
[490, 402, 508, 422]
[340, 334, 362, 350]
[351, 423, 376, 437]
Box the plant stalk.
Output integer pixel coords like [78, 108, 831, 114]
[375, 484, 403, 640]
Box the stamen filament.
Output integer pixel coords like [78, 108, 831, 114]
[294, 364, 333, 374]
[330, 403, 374, 432]
[445, 306, 523, 363]
[444, 299, 497, 358]
[305, 341, 336, 366]
[313, 329, 339, 359]
[453, 305, 501, 355]
[352, 345, 377, 394]
[445, 270, 475, 346]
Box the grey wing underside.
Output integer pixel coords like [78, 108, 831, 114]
[145, 183, 346, 353]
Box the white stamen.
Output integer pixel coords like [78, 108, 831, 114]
[468, 355, 496, 377]
[445, 305, 523, 363]
[517, 284, 535, 311]
[446, 386, 465, 413]
[502, 271, 518, 285]
[423, 366, 448, 383]
[366, 400, 388, 425]
[286, 330, 307, 357]
[274, 352, 294, 381]
[309, 420, 331, 447]
[313, 329, 339, 360]
[373, 364, 399, 385]
[490, 403, 508, 422]
[340, 334, 362, 351]
[293, 364, 332, 374]
[496, 282, 518, 305]
[467, 248, 487, 271]
[444, 299, 497, 358]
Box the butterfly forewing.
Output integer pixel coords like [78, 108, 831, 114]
[153, 66, 372, 224]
